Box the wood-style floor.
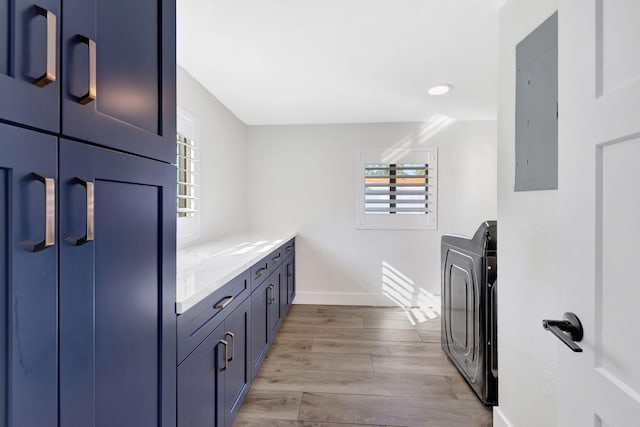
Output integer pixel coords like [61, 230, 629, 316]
[233, 304, 492, 427]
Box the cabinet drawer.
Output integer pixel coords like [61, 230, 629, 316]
[283, 239, 295, 257]
[250, 257, 269, 291]
[250, 242, 291, 291]
[268, 247, 284, 272]
[250, 251, 281, 291]
[177, 271, 249, 364]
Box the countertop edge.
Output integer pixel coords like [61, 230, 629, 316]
[176, 231, 297, 314]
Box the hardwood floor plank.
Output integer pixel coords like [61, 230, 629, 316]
[278, 326, 422, 343]
[311, 338, 443, 357]
[289, 305, 402, 315]
[417, 329, 442, 343]
[281, 315, 365, 329]
[416, 319, 441, 331]
[234, 420, 382, 427]
[270, 337, 315, 353]
[445, 374, 479, 401]
[298, 392, 492, 427]
[263, 351, 374, 373]
[251, 368, 456, 399]
[371, 355, 459, 376]
[415, 319, 441, 342]
[235, 390, 302, 421]
[362, 317, 420, 330]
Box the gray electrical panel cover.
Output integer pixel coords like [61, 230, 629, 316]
[515, 12, 558, 191]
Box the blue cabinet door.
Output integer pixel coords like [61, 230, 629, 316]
[280, 260, 291, 316]
[250, 280, 270, 376]
[0, 122, 57, 427]
[58, 139, 176, 427]
[61, 0, 176, 163]
[178, 324, 225, 427]
[284, 256, 295, 313]
[0, 0, 60, 132]
[223, 297, 251, 427]
[268, 271, 282, 339]
[250, 270, 282, 377]
[178, 296, 251, 427]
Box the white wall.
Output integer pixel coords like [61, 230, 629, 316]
[495, 1, 559, 426]
[247, 121, 496, 306]
[177, 66, 249, 245]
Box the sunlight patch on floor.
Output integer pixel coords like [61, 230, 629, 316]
[381, 261, 441, 325]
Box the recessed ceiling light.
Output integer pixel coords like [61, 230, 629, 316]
[428, 84, 452, 96]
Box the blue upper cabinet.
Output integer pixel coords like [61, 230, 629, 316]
[0, 122, 57, 427]
[0, 0, 60, 133]
[61, 0, 176, 163]
[58, 139, 176, 427]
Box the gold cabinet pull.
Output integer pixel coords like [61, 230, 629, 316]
[78, 35, 96, 104]
[214, 296, 234, 310]
[225, 332, 235, 362]
[219, 340, 229, 372]
[67, 178, 95, 246]
[25, 173, 55, 252]
[34, 6, 56, 87]
[267, 284, 275, 305]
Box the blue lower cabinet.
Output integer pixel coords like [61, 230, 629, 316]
[250, 270, 282, 376]
[58, 139, 176, 427]
[285, 256, 296, 308]
[280, 261, 289, 316]
[222, 297, 251, 427]
[0, 122, 57, 427]
[268, 270, 282, 338]
[250, 279, 270, 375]
[178, 323, 225, 427]
[178, 297, 251, 427]
[178, 242, 295, 426]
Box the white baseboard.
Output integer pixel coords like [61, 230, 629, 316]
[293, 292, 395, 306]
[493, 407, 514, 427]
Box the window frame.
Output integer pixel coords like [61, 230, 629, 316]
[356, 149, 438, 230]
[176, 109, 200, 243]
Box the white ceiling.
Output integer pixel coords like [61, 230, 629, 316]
[177, 0, 500, 125]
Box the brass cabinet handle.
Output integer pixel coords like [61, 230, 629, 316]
[25, 173, 55, 252]
[67, 178, 94, 246]
[78, 35, 96, 104]
[225, 332, 235, 362]
[285, 245, 293, 253]
[219, 339, 229, 372]
[34, 6, 56, 87]
[214, 296, 234, 310]
[272, 254, 281, 262]
[255, 267, 267, 277]
[267, 284, 275, 305]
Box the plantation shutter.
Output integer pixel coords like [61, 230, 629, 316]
[364, 163, 433, 214]
[177, 133, 198, 217]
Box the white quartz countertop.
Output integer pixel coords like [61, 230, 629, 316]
[176, 232, 297, 314]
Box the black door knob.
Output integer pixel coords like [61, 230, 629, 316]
[542, 312, 584, 352]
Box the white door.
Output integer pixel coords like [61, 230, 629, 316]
[557, 1, 640, 425]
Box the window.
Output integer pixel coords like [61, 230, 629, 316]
[177, 132, 197, 217]
[176, 110, 200, 242]
[357, 149, 437, 229]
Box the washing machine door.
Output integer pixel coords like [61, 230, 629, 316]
[442, 248, 482, 383]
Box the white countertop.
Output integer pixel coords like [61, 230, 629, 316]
[176, 232, 297, 314]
